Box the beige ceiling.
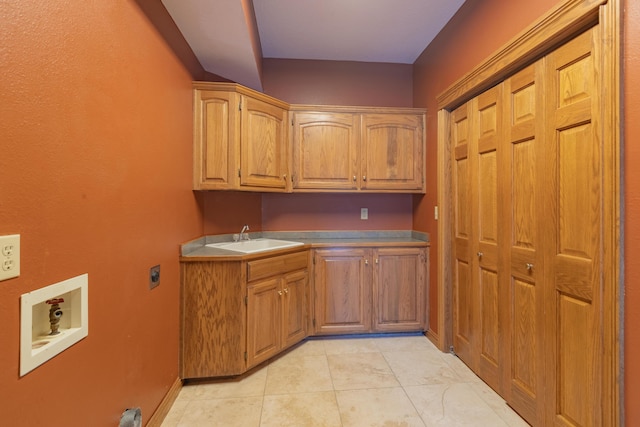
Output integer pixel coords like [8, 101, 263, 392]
[162, 0, 466, 91]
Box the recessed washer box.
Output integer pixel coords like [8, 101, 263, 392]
[20, 274, 88, 376]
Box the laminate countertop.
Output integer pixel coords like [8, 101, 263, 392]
[180, 230, 429, 261]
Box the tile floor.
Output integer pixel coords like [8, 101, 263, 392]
[161, 334, 530, 427]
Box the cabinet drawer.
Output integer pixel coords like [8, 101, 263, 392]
[247, 251, 308, 282]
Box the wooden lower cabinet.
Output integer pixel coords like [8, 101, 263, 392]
[180, 250, 308, 379]
[181, 244, 429, 379]
[313, 246, 428, 335]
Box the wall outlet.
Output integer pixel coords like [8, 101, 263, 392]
[0, 234, 20, 281]
[361, 208, 368, 220]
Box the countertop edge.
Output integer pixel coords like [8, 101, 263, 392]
[180, 230, 430, 260]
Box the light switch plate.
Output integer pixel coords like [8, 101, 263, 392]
[0, 234, 20, 281]
[361, 208, 368, 220]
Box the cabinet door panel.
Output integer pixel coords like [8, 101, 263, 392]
[193, 91, 239, 189]
[313, 249, 371, 334]
[361, 113, 424, 191]
[283, 271, 308, 349]
[247, 278, 282, 368]
[240, 96, 288, 189]
[373, 248, 426, 332]
[292, 112, 359, 190]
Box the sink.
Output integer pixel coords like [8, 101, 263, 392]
[206, 238, 304, 254]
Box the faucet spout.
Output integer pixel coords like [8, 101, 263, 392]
[239, 224, 250, 241]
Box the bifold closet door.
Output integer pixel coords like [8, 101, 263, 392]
[543, 26, 603, 427]
[502, 61, 546, 426]
[451, 85, 504, 394]
[451, 102, 475, 369]
[472, 85, 504, 394]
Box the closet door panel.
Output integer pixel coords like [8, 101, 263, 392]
[545, 27, 602, 427]
[504, 61, 546, 426]
[474, 86, 503, 392]
[451, 103, 475, 367]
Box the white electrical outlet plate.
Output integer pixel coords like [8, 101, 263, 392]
[361, 208, 369, 220]
[0, 234, 20, 281]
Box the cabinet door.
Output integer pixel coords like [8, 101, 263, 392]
[313, 248, 371, 334]
[247, 278, 282, 368]
[291, 111, 359, 190]
[282, 270, 308, 349]
[373, 247, 427, 332]
[240, 95, 289, 190]
[193, 90, 239, 190]
[361, 113, 424, 192]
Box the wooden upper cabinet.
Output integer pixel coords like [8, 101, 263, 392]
[193, 82, 290, 191]
[291, 111, 360, 190]
[361, 113, 424, 191]
[193, 83, 425, 193]
[291, 107, 426, 193]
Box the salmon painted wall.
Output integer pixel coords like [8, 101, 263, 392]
[262, 59, 413, 106]
[413, 0, 637, 423]
[0, 1, 201, 425]
[201, 191, 263, 235]
[262, 194, 413, 231]
[255, 59, 415, 232]
[624, 0, 640, 423]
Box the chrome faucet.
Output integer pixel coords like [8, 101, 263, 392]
[239, 224, 250, 241]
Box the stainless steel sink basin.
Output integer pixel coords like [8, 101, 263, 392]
[206, 238, 303, 254]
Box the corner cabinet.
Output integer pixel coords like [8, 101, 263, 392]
[180, 249, 308, 379]
[290, 106, 426, 193]
[312, 246, 428, 335]
[193, 82, 290, 192]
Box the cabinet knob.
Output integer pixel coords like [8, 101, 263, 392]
[283, 174, 287, 180]
[363, 175, 367, 181]
[278, 290, 283, 296]
[284, 288, 289, 294]
[365, 259, 369, 266]
[477, 252, 483, 258]
[526, 263, 534, 271]
[375, 258, 379, 264]
[353, 176, 357, 182]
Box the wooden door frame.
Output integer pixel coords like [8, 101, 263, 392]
[434, 0, 621, 423]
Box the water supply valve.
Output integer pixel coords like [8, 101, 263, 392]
[46, 298, 65, 335]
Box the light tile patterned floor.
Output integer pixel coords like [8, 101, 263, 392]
[161, 335, 530, 427]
